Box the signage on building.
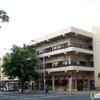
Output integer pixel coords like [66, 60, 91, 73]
[76, 75, 84, 79]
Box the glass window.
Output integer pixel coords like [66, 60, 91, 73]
[60, 44, 64, 48]
[71, 60, 76, 65]
[63, 60, 69, 65]
[53, 61, 63, 67]
[53, 46, 57, 50]
[45, 63, 52, 68]
[81, 45, 86, 48]
[64, 43, 68, 47]
[70, 42, 76, 46]
[57, 45, 61, 49]
[76, 44, 81, 47]
[80, 61, 86, 66]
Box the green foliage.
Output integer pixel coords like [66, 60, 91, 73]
[98, 73, 100, 79]
[0, 10, 9, 28]
[91, 86, 96, 90]
[1, 44, 41, 92]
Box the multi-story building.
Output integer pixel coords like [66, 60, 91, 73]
[26, 26, 100, 91]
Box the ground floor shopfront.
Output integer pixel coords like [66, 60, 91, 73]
[37, 71, 94, 91]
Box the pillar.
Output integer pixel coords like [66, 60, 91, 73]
[92, 27, 100, 87]
[68, 38, 70, 46]
[69, 55, 71, 64]
[39, 78, 41, 90]
[52, 75, 55, 91]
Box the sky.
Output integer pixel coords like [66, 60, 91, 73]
[0, 0, 100, 57]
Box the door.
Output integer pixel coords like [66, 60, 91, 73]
[90, 80, 94, 89]
[77, 80, 83, 91]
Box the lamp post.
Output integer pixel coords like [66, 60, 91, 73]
[31, 40, 46, 92]
[69, 72, 72, 93]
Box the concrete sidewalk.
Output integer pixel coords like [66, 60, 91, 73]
[24, 89, 98, 95]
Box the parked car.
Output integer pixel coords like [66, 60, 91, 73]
[1, 87, 9, 92]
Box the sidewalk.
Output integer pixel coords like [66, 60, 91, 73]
[24, 89, 99, 95]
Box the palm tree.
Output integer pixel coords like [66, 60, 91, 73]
[0, 10, 9, 28]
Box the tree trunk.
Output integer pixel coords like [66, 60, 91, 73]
[20, 80, 24, 93]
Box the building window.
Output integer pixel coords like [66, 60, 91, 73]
[76, 44, 81, 47]
[53, 61, 63, 67]
[44, 47, 52, 53]
[63, 60, 69, 65]
[81, 45, 86, 48]
[45, 63, 52, 68]
[89, 61, 94, 66]
[71, 60, 76, 65]
[64, 43, 68, 48]
[70, 42, 76, 46]
[80, 61, 87, 66]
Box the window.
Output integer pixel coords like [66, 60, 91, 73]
[81, 45, 86, 48]
[70, 42, 76, 46]
[64, 43, 68, 48]
[76, 44, 81, 47]
[53, 61, 63, 67]
[89, 61, 94, 66]
[53, 44, 64, 50]
[63, 60, 69, 65]
[45, 63, 52, 68]
[53, 46, 57, 50]
[71, 60, 76, 65]
[80, 61, 86, 66]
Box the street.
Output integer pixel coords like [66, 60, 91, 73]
[0, 92, 92, 100]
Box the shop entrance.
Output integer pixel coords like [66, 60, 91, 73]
[77, 80, 83, 91]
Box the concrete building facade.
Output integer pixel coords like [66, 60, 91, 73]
[26, 26, 99, 91]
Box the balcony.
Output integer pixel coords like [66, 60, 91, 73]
[36, 64, 93, 70]
[37, 44, 93, 58]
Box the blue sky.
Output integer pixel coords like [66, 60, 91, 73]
[0, 0, 100, 56]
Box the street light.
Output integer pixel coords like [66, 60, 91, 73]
[31, 40, 46, 92]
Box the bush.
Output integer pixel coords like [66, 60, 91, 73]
[91, 86, 96, 90]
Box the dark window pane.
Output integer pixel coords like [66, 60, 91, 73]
[80, 61, 86, 65]
[64, 43, 68, 47]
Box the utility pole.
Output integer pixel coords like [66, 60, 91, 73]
[69, 72, 72, 93]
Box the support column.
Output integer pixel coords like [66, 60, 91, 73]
[69, 55, 71, 64]
[39, 78, 41, 90]
[52, 75, 55, 91]
[69, 76, 72, 92]
[68, 38, 70, 46]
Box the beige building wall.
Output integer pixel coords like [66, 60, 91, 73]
[92, 27, 100, 87]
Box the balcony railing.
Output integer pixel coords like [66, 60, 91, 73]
[37, 45, 93, 55]
[36, 64, 94, 70]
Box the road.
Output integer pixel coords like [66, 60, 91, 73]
[0, 91, 93, 100]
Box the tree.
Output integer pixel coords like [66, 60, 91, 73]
[98, 73, 100, 79]
[0, 10, 9, 28]
[1, 44, 41, 93]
